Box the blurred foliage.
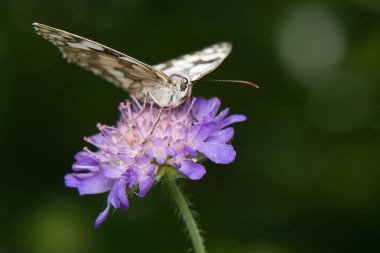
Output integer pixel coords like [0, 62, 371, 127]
[1, 0, 380, 252]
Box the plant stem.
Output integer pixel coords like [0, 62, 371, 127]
[165, 180, 207, 253]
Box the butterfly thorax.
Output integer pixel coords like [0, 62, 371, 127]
[148, 74, 192, 108]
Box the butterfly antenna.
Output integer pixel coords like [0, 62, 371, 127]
[194, 79, 259, 89]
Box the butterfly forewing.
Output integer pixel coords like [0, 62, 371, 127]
[33, 23, 234, 107]
[154, 42, 232, 81]
[33, 23, 169, 94]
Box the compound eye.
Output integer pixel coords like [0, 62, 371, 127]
[180, 82, 187, 92]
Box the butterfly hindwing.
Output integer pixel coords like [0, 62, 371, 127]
[33, 23, 169, 93]
[154, 42, 232, 81]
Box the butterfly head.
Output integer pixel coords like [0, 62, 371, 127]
[169, 74, 193, 107]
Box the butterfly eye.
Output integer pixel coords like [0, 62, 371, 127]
[180, 82, 187, 92]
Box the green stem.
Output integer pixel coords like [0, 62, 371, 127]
[165, 180, 207, 253]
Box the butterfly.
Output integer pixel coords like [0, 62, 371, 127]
[33, 23, 258, 108]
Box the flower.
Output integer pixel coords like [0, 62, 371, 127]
[64, 97, 246, 227]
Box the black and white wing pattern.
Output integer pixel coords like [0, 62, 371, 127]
[154, 42, 232, 81]
[33, 23, 170, 94]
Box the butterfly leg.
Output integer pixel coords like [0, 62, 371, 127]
[148, 107, 163, 136]
[146, 91, 165, 136]
[138, 92, 165, 140]
[132, 93, 149, 120]
[141, 106, 163, 145]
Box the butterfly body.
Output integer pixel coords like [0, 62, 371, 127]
[138, 77, 192, 108]
[33, 23, 231, 108]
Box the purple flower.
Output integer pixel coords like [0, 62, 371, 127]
[65, 97, 246, 227]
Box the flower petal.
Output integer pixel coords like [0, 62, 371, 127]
[138, 176, 154, 197]
[179, 161, 206, 180]
[206, 127, 234, 144]
[220, 114, 247, 129]
[197, 142, 236, 164]
[124, 168, 139, 188]
[165, 147, 177, 157]
[213, 108, 230, 124]
[64, 173, 86, 188]
[192, 97, 221, 121]
[108, 184, 120, 208]
[117, 176, 129, 210]
[85, 134, 105, 148]
[156, 157, 166, 165]
[100, 168, 123, 179]
[190, 122, 217, 145]
[71, 173, 114, 195]
[72, 152, 99, 172]
[204, 97, 221, 117]
[94, 201, 111, 228]
[74, 151, 93, 161]
[183, 144, 197, 157]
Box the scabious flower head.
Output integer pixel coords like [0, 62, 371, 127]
[65, 97, 246, 227]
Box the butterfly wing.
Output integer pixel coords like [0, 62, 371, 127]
[33, 23, 170, 95]
[154, 42, 232, 81]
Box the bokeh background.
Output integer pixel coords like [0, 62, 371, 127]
[1, 0, 380, 252]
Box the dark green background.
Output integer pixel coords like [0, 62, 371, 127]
[1, 0, 380, 252]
